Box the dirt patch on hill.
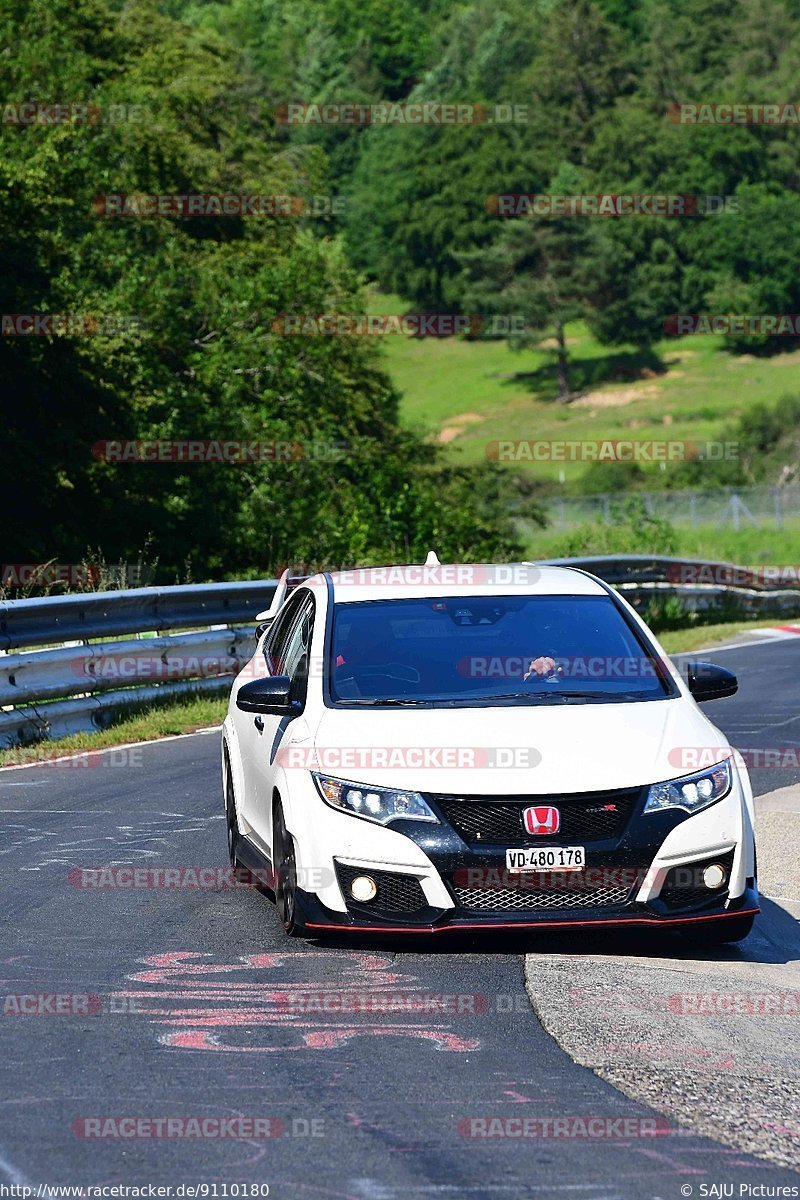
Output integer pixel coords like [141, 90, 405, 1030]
[437, 412, 484, 443]
[570, 384, 659, 409]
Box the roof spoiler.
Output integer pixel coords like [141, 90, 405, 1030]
[256, 553, 440, 623]
[255, 569, 314, 623]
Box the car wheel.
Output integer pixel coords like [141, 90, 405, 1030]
[683, 913, 755, 946]
[224, 753, 242, 869]
[273, 801, 304, 937]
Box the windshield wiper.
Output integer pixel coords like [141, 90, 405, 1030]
[458, 690, 650, 705]
[463, 692, 571, 705]
[551, 689, 649, 702]
[343, 697, 433, 707]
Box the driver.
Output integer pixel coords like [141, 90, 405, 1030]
[523, 655, 560, 680]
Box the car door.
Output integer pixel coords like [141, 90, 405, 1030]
[244, 590, 316, 855]
[237, 590, 306, 843]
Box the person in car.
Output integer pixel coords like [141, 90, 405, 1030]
[524, 655, 559, 680]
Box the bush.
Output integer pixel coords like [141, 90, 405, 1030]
[549, 497, 678, 557]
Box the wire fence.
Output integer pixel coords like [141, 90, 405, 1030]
[541, 486, 800, 530]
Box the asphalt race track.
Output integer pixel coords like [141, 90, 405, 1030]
[1, 636, 799, 1198]
[675, 631, 800, 796]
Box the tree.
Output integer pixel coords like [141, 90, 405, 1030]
[459, 166, 606, 401]
[0, 0, 525, 576]
[343, 0, 543, 308]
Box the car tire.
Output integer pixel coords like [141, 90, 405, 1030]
[683, 912, 755, 946]
[273, 800, 305, 937]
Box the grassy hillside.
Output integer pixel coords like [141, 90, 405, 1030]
[370, 291, 800, 488]
[368, 292, 800, 563]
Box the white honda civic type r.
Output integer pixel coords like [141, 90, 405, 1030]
[221, 559, 758, 942]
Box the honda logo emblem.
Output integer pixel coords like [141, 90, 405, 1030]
[523, 806, 560, 835]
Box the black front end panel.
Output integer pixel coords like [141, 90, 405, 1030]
[302, 787, 757, 933]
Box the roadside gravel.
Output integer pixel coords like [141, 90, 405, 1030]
[525, 786, 800, 1170]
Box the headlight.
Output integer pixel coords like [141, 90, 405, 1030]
[312, 772, 439, 826]
[644, 759, 732, 815]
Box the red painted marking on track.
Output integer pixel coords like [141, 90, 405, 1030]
[125, 950, 480, 1055]
[633, 1145, 705, 1174]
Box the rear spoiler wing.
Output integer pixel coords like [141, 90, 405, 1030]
[255, 569, 314, 626]
[255, 550, 440, 627]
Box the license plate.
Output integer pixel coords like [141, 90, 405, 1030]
[505, 845, 586, 872]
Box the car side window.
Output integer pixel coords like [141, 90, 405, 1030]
[264, 591, 305, 676]
[282, 594, 315, 707]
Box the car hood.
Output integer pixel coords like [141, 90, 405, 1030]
[308, 698, 728, 796]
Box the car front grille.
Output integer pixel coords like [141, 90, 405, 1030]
[453, 882, 633, 912]
[334, 862, 428, 915]
[432, 787, 642, 845]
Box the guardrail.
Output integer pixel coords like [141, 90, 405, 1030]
[2, 557, 799, 748]
[539, 555, 800, 616]
[0, 582, 277, 746]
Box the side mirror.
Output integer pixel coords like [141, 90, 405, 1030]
[255, 621, 271, 639]
[685, 660, 738, 702]
[236, 676, 296, 715]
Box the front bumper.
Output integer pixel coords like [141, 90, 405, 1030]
[282, 767, 758, 934]
[297, 885, 760, 935]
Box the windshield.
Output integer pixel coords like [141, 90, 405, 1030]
[327, 594, 675, 707]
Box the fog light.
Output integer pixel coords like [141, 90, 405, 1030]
[350, 875, 378, 903]
[703, 863, 727, 889]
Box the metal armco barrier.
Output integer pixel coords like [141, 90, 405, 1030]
[1, 559, 799, 748]
[0, 582, 277, 746]
[539, 555, 800, 616]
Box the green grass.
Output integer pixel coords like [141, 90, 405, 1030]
[0, 693, 227, 766]
[519, 522, 800, 564]
[370, 290, 800, 488]
[657, 620, 787, 654]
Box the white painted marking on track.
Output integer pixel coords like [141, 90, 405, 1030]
[0, 725, 220, 772]
[677, 628, 800, 654]
[0, 1148, 28, 1186]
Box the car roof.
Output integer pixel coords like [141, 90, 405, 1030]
[316, 563, 607, 604]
